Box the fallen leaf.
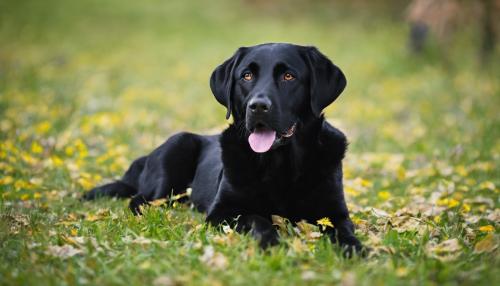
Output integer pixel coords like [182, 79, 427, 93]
[395, 267, 409, 277]
[46, 245, 83, 259]
[301, 270, 316, 281]
[478, 181, 495, 191]
[371, 208, 390, 218]
[272, 215, 288, 231]
[426, 238, 462, 261]
[199, 246, 227, 269]
[486, 209, 500, 223]
[294, 223, 321, 241]
[288, 237, 308, 254]
[341, 272, 357, 286]
[474, 234, 498, 253]
[150, 198, 167, 207]
[153, 275, 176, 286]
[85, 209, 110, 222]
[62, 236, 86, 246]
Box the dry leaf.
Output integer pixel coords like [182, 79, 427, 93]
[272, 215, 288, 231]
[123, 236, 152, 245]
[288, 237, 308, 254]
[474, 234, 498, 253]
[341, 272, 357, 286]
[486, 209, 500, 223]
[153, 275, 177, 286]
[395, 267, 409, 277]
[85, 209, 110, 222]
[426, 238, 462, 261]
[199, 246, 228, 269]
[371, 208, 390, 218]
[3, 213, 29, 234]
[150, 198, 167, 207]
[62, 235, 86, 246]
[46, 244, 83, 259]
[295, 220, 317, 240]
[301, 270, 316, 281]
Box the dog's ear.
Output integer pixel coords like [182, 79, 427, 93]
[210, 48, 246, 119]
[304, 47, 346, 117]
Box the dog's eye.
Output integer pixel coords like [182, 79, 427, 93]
[243, 72, 253, 81]
[283, 73, 295, 81]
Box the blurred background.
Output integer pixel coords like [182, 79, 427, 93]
[0, 0, 499, 189]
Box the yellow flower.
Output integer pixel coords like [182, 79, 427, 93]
[20, 194, 30, 201]
[21, 153, 38, 165]
[345, 186, 360, 197]
[317, 217, 334, 230]
[35, 121, 51, 134]
[397, 167, 406, 180]
[31, 142, 43, 154]
[51, 156, 64, 167]
[93, 174, 102, 182]
[378, 191, 391, 200]
[359, 178, 373, 188]
[14, 180, 32, 191]
[434, 216, 441, 223]
[74, 139, 88, 158]
[461, 203, 471, 213]
[65, 146, 75, 156]
[478, 225, 495, 233]
[0, 176, 14, 185]
[33, 192, 42, 199]
[351, 216, 363, 225]
[77, 177, 93, 190]
[455, 165, 468, 176]
[70, 228, 78, 236]
[437, 198, 459, 208]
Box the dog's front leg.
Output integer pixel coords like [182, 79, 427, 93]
[322, 216, 365, 257]
[206, 211, 280, 249]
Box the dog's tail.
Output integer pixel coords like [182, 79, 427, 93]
[82, 156, 147, 200]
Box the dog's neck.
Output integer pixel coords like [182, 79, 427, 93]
[219, 115, 327, 185]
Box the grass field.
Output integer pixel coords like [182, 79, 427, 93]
[0, 0, 499, 285]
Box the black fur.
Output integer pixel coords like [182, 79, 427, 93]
[83, 43, 364, 255]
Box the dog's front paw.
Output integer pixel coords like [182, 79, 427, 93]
[338, 236, 368, 258]
[251, 227, 280, 249]
[248, 218, 280, 249]
[129, 195, 149, 215]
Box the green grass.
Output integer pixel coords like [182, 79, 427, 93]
[0, 0, 499, 285]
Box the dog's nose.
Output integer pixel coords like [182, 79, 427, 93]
[248, 97, 271, 113]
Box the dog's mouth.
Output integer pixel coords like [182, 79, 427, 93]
[248, 122, 297, 153]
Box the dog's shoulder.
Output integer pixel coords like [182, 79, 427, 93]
[317, 119, 348, 162]
[219, 124, 246, 151]
[219, 124, 252, 167]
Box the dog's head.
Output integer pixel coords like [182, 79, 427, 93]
[210, 43, 346, 153]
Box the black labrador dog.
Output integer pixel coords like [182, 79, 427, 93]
[84, 43, 363, 254]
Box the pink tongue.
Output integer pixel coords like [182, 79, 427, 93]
[248, 130, 276, 153]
